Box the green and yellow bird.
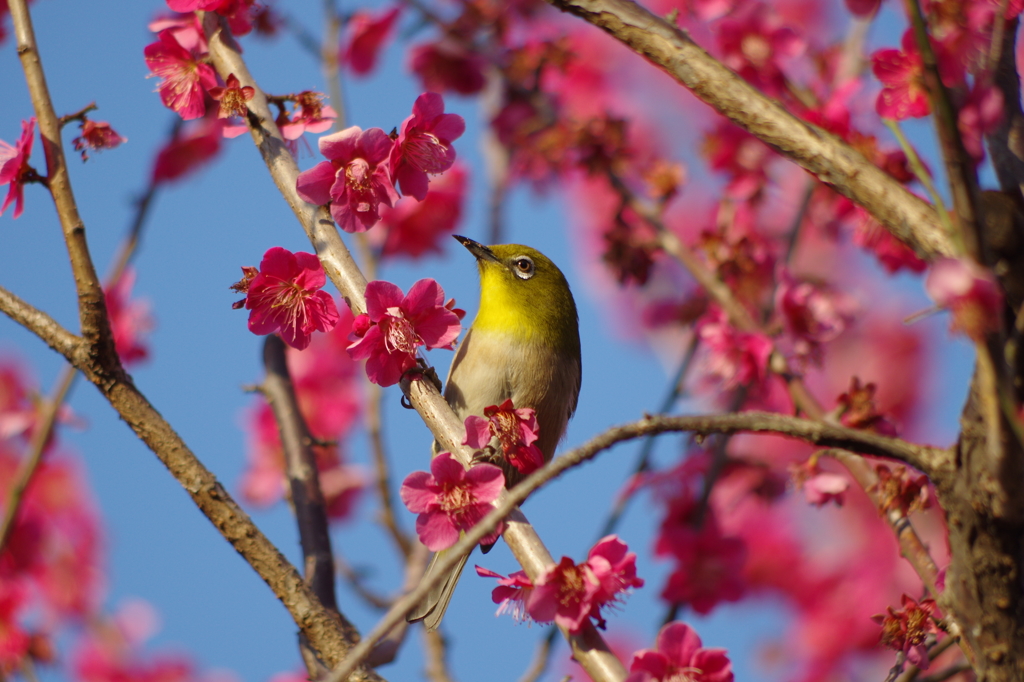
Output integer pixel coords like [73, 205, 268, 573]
[408, 235, 582, 631]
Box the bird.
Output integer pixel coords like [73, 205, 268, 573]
[407, 235, 582, 631]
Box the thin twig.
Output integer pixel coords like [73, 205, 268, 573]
[422, 629, 457, 682]
[367, 379, 413, 558]
[322, 0, 347, 131]
[883, 119, 956, 241]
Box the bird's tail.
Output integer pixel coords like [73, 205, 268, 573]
[406, 549, 470, 631]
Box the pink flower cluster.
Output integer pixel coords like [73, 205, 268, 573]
[400, 451, 505, 551]
[464, 398, 545, 477]
[476, 535, 643, 632]
[295, 92, 465, 232]
[626, 621, 734, 682]
[925, 257, 1004, 342]
[0, 118, 36, 219]
[347, 278, 462, 387]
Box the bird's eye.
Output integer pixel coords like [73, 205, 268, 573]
[512, 256, 535, 280]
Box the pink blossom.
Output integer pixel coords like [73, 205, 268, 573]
[872, 595, 940, 669]
[464, 398, 544, 477]
[696, 307, 773, 389]
[789, 458, 849, 507]
[390, 92, 465, 201]
[872, 30, 930, 120]
[208, 73, 255, 119]
[150, 116, 223, 183]
[104, 268, 154, 367]
[278, 91, 337, 141]
[925, 257, 1003, 341]
[0, 118, 35, 219]
[626, 622, 734, 682]
[347, 278, 462, 387]
[378, 163, 466, 259]
[243, 247, 340, 351]
[144, 29, 218, 120]
[775, 269, 855, 362]
[958, 83, 1003, 163]
[400, 451, 505, 551]
[845, 0, 881, 16]
[341, 6, 401, 76]
[475, 565, 534, 621]
[716, 3, 804, 97]
[165, 0, 255, 36]
[526, 535, 642, 632]
[295, 126, 398, 232]
[71, 120, 127, 162]
[409, 41, 487, 95]
[852, 208, 927, 273]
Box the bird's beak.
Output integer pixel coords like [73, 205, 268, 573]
[454, 235, 499, 263]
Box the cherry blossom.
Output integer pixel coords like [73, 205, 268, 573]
[696, 307, 773, 390]
[143, 29, 218, 120]
[925, 257, 1003, 341]
[775, 269, 855, 362]
[626, 621, 734, 682]
[104, 268, 154, 367]
[208, 73, 254, 119]
[377, 164, 466, 259]
[958, 83, 1004, 163]
[409, 41, 487, 95]
[277, 91, 337, 141]
[295, 126, 398, 233]
[464, 398, 544, 477]
[390, 92, 465, 201]
[240, 247, 340, 351]
[341, 6, 401, 76]
[150, 117, 223, 183]
[872, 595, 940, 669]
[836, 377, 899, 436]
[526, 535, 643, 632]
[872, 464, 931, 516]
[400, 451, 505, 551]
[0, 118, 35, 219]
[789, 458, 850, 507]
[474, 566, 534, 621]
[71, 120, 126, 162]
[872, 30, 939, 120]
[347, 278, 462, 387]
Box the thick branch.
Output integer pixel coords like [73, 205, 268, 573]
[0, 285, 83, 360]
[545, 0, 957, 261]
[986, 19, 1024, 196]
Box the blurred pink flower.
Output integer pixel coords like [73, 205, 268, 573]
[144, 29, 218, 120]
[872, 595, 939, 669]
[347, 279, 462, 387]
[243, 247, 340, 351]
[378, 164, 466, 259]
[390, 92, 465, 201]
[852, 208, 927, 274]
[104, 268, 155, 367]
[400, 451, 505, 551]
[409, 41, 487, 95]
[958, 83, 1003, 163]
[277, 91, 337, 141]
[341, 6, 401, 76]
[925, 257, 1003, 341]
[775, 269, 855, 362]
[789, 458, 849, 507]
[208, 73, 254, 119]
[295, 126, 398, 233]
[697, 307, 773, 390]
[464, 398, 544, 477]
[151, 117, 224, 183]
[626, 621, 734, 682]
[0, 118, 35, 219]
[71, 120, 126, 162]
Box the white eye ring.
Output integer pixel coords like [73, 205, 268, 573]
[512, 256, 535, 280]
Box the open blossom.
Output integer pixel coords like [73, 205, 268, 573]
[389, 92, 465, 201]
[341, 6, 401, 76]
[0, 118, 35, 219]
[789, 457, 849, 507]
[475, 566, 534, 621]
[526, 535, 643, 632]
[144, 30, 218, 120]
[71, 120, 126, 161]
[775, 269, 855, 361]
[347, 278, 462, 387]
[400, 451, 505, 551]
[464, 398, 544, 477]
[241, 247, 340, 351]
[295, 126, 398, 233]
[872, 30, 930, 120]
[696, 307, 773, 390]
[925, 257, 1003, 341]
[626, 622, 734, 682]
[958, 83, 1004, 163]
[278, 91, 337, 141]
[208, 73, 254, 119]
[836, 377, 899, 436]
[852, 208, 927, 273]
[872, 595, 940, 669]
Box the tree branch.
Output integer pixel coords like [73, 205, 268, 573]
[544, 0, 957, 261]
[0, 285, 83, 360]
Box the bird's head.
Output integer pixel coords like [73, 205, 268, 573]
[454, 235, 579, 353]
